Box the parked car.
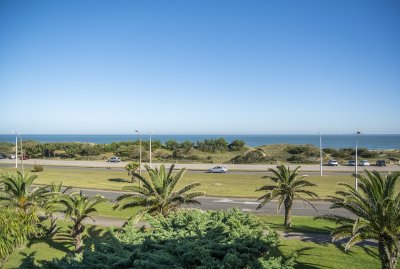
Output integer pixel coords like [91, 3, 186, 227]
[376, 160, 386, 166]
[19, 154, 29, 160]
[359, 160, 370, 166]
[348, 160, 356, 166]
[208, 166, 228, 173]
[327, 160, 339, 166]
[107, 157, 121, 162]
[9, 154, 16, 159]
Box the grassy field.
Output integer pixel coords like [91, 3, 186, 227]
[0, 166, 357, 198]
[3, 216, 387, 269]
[3, 220, 112, 269]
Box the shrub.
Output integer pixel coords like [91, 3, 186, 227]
[41, 209, 295, 269]
[31, 163, 44, 172]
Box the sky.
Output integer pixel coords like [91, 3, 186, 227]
[0, 0, 399, 135]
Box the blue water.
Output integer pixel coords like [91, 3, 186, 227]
[0, 134, 399, 150]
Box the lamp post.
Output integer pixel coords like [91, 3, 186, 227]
[135, 130, 142, 176]
[149, 131, 153, 166]
[319, 131, 323, 176]
[11, 131, 21, 168]
[20, 134, 24, 173]
[355, 131, 361, 190]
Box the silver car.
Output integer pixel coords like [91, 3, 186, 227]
[359, 160, 370, 166]
[208, 166, 228, 173]
[108, 157, 121, 162]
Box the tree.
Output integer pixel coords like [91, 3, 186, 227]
[52, 192, 107, 253]
[318, 171, 400, 269]
[125, 162, 140, 183]
[0, 172, 47, 213]
[0, 209, 40, 267]
[44, 182, 72, 238]
[114, 164, 204, 217]
[256, 165, 318, 227]
[228, 139, 246, 151]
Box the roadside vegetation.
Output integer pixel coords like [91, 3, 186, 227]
[1, 139, 398, 165]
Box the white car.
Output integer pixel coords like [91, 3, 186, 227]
[208, 166, 228, 173]
[328, 160, 339, 166]
[359, 160, 370, 166]
[107, 157, 121, 162]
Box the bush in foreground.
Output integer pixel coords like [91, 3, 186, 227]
[40, 209, 295, 269]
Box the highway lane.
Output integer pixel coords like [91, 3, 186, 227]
[0, 162, 386, 176]
[73, 187, 352, 217]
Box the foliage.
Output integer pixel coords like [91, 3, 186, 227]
[228, 139, 246, 151]
[49, 192, 107, 253]
[41, 209, 295, 269]
[0, 209, 41, 267]
[318, 170, 400, 269]
[256, 165, 318, 227]
[32, 163, 44, 172]
[114, 164, 204, 217]
[196, 138, 229, 153]
[125, 162, 139, 183]
[0, 172, 48, 213]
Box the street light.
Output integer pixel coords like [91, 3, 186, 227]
[318, 131, 323, 176]
[149, 131, 153, 166]
[355, 131, 361, 190]
[135, 130, 142, 176]
[11, 131, 21, 168]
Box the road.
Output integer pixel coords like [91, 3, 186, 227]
[1, 158, 398, 175]
[73, 187, 351, 217]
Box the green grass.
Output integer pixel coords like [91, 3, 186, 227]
[0, 166, 356, 198]
[257, 215, 335, 234]
[95, 202, 138, 220]
[3, 220, 111, 269]
[278, 238, 383, 269]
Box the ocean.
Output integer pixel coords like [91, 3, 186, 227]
[0, 134, 399, 150]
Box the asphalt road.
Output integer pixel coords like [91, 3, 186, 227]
[73, 187, 352, 217]
[1, 158, 398, 173]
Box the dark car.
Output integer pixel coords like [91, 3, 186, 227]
[376, 160, 386, 166]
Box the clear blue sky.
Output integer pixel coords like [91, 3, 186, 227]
[0, 0, 399, 134]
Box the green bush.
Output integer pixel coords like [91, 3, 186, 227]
[31, 163, 44, 172]
[41, 209, 295, 269]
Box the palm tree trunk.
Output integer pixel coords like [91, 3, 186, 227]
[284, 199, 292, 227]
[378, 240, 398, 269]
[72, 223, 84, 253]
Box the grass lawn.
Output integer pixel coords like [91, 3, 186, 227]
[0, 166, 355, 199]
[257, 215, 335, 234]
[3, 220, 112, 269]
[278, 238, 383, 269]
[95, 202, 138, 220]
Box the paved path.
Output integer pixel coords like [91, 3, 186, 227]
[1, 158, 398, 173]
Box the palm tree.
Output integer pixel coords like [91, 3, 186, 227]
[256, 165, 318, 227]
[44, 182, 72, 238]
[53, 191, 107, 252]
[114, 164, 204, 217]
[125, 162, 140, 183]
[0, 171, 47, 213]
[0, 209, 40, 267]
[318, 171, 400, 269]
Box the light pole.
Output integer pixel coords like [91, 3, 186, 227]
[319, 131, 323, 176]
[149, 131, 153, 166]
[135, 130, 142, 176]
[11, 131, 21, 168]
[355, 131, 361, 190]
[20, 134, 24, 173]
